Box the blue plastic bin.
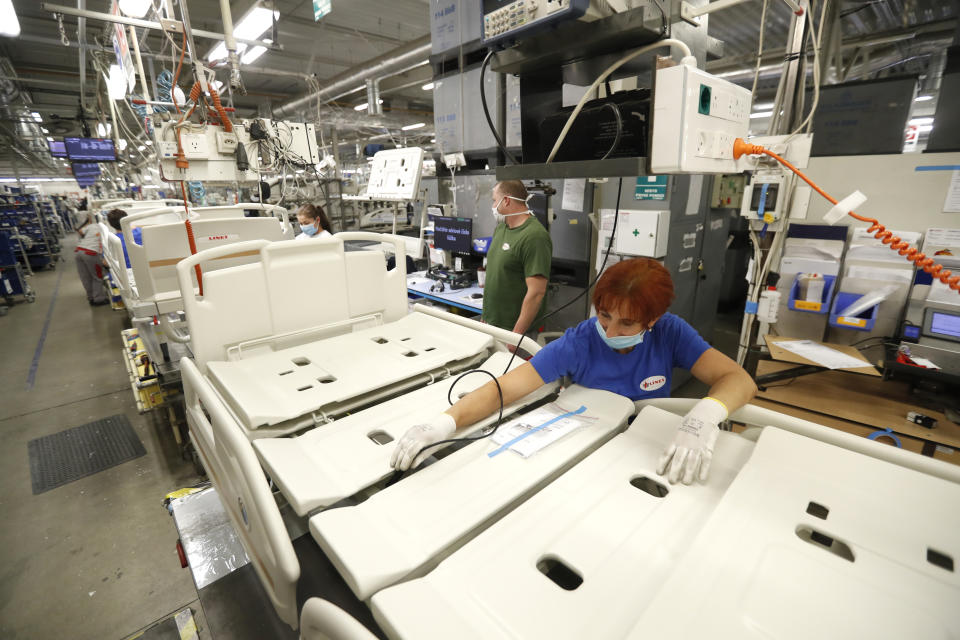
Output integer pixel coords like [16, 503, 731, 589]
[787, 274, 836, 314]
[828, 291, 879, 331]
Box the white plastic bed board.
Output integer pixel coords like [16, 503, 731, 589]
[310, 385, 635, 602]
[625, 426, 960, 640]
[180, 357, 300, 631]
[128, 216, 290, 314]
[365, 148, 425, 201]
[205, 312, 494, 431]
[254, 351, 558, 516]
[178, 234, 410, 371]
[370, 406, 754, 639]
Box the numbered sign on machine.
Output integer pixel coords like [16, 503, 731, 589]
[365, 148, 426, 201]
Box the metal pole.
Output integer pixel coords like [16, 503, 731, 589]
[40, 3, 281, 50]
[128, 25, 154, 120]
[77, 0, 86, 106]
[768, 0, 809, 134]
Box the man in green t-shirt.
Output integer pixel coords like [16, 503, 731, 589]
[483, 180, 552, 335]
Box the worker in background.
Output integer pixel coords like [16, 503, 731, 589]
[106, 208, 140, 268]
[296, 203, 333, 240]
[75, 213, 108, 306]
[391, 258, 758, 485]
[483, 180, 552, 337]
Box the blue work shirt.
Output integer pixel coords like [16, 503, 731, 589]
[530, 313, 711, 400]
[116, 227, 142, 269]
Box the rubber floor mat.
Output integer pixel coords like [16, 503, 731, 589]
[28, 414, 146, 494]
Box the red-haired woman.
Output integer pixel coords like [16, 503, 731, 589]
[391, 258, 757, 485]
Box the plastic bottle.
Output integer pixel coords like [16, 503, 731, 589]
[756, 286, 780, 323]
[477, 258, 487, 288]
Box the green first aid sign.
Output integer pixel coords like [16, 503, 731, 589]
[635, 176, 668, 201]
[313, 0, 331, 21]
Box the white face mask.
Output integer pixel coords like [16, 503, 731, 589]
[491, 195, 531, 225]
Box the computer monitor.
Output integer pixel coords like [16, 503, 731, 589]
[71, 162, 101, 177]
[433, 215, 473, 253]
[923, 309, 960, 344]
[48, 140, 67, 157]
[64, 137, 117, 162]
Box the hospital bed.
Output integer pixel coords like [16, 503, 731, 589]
[177, 232, 552, 628]
[108, 203, 292, 364]
[179, 232, 960, 637]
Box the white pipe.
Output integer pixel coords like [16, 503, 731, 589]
[128, 25, 153, 118]
[219, 0, 244, 93]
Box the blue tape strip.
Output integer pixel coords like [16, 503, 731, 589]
[866, 428, 902, 448]
[915, 165, 960, 172]
[25, 268, 64, 391]
[488, 405, 588, 458]
[745, 300, 758, 314]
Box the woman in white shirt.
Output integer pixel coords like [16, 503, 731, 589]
[295, 203, 333, 240]
[75, 213, 109, 305]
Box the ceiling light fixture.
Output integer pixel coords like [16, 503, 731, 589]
[31, 111, 42, 122]
[206, 6, 279, 64]
[421, 82, 434, 91]
[118, 0, 152, 18]
[0, 0, 21, 38]
[401, 122, 426, 131]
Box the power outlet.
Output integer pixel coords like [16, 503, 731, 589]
[181, 133, 209, 159]
[158, 141, 179, 158]
[216, 131, 238, 155]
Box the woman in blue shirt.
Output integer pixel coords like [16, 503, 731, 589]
[391, 258, 757, 485]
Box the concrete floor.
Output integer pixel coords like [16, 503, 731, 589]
[0, 236, 210, 640]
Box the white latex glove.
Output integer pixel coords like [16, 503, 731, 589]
[390, 413, 457, 471]
[656, 397, 727, 485]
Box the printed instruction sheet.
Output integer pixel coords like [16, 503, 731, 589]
[490, 403, 597, 458]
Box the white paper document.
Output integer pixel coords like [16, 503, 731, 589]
[489, 403, 597, 458]
[910, 357, 940, 370]
[943, 170, 960, 213]
[774, 340, 870, 370]
[561, 179, 586, 211]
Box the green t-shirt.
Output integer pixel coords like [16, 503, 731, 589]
[483, 216, 552, 330]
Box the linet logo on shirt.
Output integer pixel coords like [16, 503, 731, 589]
[640, 375, 666, 391]
[502, 242, 510, 251]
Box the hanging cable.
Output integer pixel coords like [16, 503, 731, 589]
[479, 49, 520, 165]
[734, 139, 960, 293]
[180, 181, 203, 296]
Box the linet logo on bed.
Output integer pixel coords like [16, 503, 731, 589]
[640, 375, 666, 391]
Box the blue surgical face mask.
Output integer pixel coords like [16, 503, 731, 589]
[594, 317, 646, 350]
[300, 222, 318, 236]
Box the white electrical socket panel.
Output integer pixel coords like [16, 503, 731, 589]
[154, 120, 260, 183]
[650, 63, 752, 174]
[442, 152, 466, 169]
[740, 172, 785, 220]
[366, 147, 426, 201]
[216, 131, 238, 154]
[611, 209, 671, 258]
[180, 133, 209, 159]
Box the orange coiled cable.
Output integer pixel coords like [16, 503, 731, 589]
[180, 181, 203, 296]
[733, 138, 960, 293]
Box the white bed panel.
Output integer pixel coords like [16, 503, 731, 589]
[134, 217, 287, 306]
[370, 407, 754, 639]
[262, 239, 351, 335]
[311, 385, 636, 601]
[625, 426, 960, 639]
[206, 312, 494, 429]
[180, 234, 411, 371]
[254, 352, 557, 516]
